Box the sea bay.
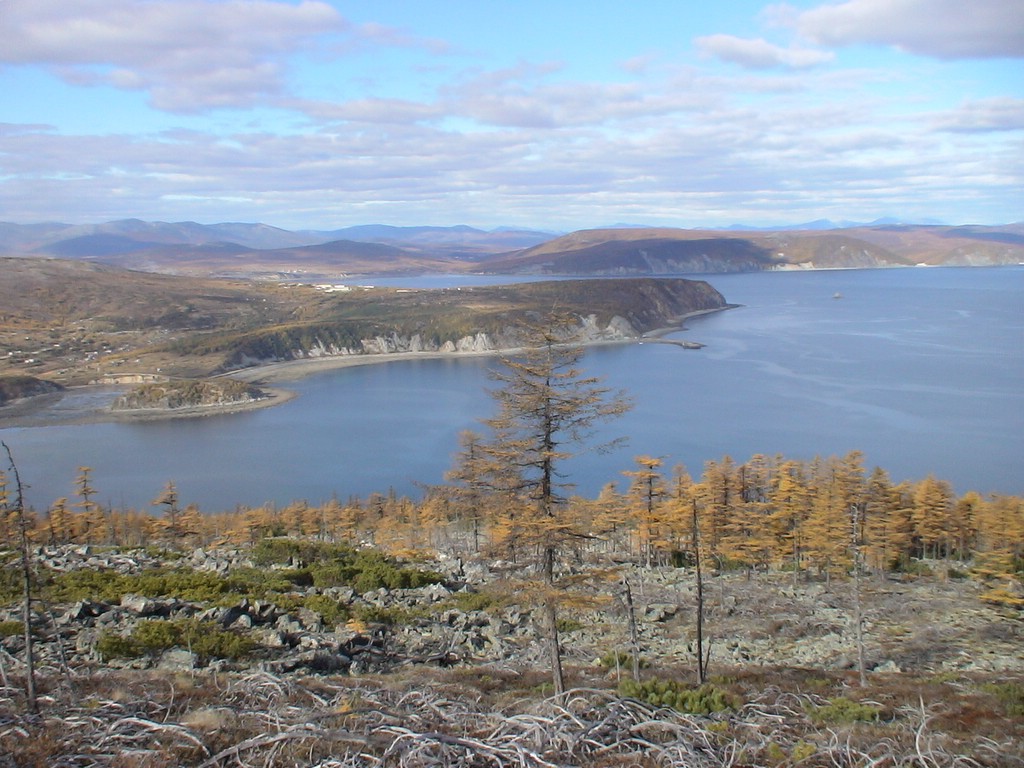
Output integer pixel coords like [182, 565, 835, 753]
[2, 266, 1021, 512]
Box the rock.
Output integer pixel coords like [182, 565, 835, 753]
[121, 594, 158, 616]
[63, 600, 110, 623]
[422, 583, 452, 602]
[270, 649, 351, 674]
[297, 607, 323, 632]
[75, 628, 103, 657]
[645, 603, 678, 622]
[158, 648, 198, 672]
[263, 629, 290, 648]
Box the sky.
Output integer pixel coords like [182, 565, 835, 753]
[1, 0, 1022, 231]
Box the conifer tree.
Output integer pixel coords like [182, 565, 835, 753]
[587, 482, 629, 554]
[803, 455, 862, 582]
[46, 497, 71, 545]
[767, 460, 811, 577]
[664, 465, 697, 561]
[462, 314, 631, 695]
[862, 467, 900, 571]
[73, 466, 106, 545]
[151, 481, 181, 539]
[912, 475, 955, 560]
[445, 430, 499, 553]
[696, 456, 738, 569]
[624, 456, 666, 567]
[721, 454, 775, 574]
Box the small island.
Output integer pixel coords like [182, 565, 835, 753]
[112, 378, 269, 413]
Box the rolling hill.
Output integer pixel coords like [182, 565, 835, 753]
[0, 257, 726, 384]
[2, 219, 1022, 278]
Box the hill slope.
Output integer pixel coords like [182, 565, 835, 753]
[0, 257, 725, 383]
[480, 224, 1024, 274]
[4, 220, 1021, 277]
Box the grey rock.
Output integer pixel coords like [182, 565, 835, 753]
[645, 603, 678, 622]
[121, 594, 158, 615]
[158, 648, 198, 672]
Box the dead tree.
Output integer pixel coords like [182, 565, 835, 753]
[2, 441, 37, 714]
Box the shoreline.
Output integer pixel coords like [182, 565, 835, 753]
[0, 307, 730, 429]
[0, 385, 297, 429]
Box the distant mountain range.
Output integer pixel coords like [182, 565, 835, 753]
[1, 219, 1022, 278]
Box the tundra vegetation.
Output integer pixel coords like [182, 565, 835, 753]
[0, 447, 1022, 763]
[0, 320, 1022, 765]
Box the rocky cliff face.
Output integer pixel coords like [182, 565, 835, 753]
[233, 277, 728, 368]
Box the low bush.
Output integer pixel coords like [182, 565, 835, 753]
[597, 649, 646, 670]
[95, 631, 140, 661]
[982, 682, 1024, 717]
[303, 594, 349, 626]
[96, 619, 254, 663]
[618, 679, 740, 715]
[0, 620, 23, 637]
[446, 590, 499, 613]
[253, 539, 444, 593]
[806, 696, 883, 725]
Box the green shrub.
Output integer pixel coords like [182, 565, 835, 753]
[252, 539, 356, 567]
[618, 679, 740, 715]
[303, 594, 349, 625]
[556, 617, 584, 634]
[597, 649, 646, 670]
[96, 632, 141, 661]
[806, 696, 883, 725]
[348, 551, 443, 592]
[893, 558, 932, 577]
[111, 619, 255, 662]
[982, 682, 1024, 717]
[253, 539, 444, 593]
[0, 620, 23, 637]
[448, 591, 499, 613]
[309, 563, 359, 588]
[132, 619, 183, 654]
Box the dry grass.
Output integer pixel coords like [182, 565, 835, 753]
[0, 662, 1020, 767]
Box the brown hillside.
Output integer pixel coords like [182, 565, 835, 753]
[484, 224, 1024, 275]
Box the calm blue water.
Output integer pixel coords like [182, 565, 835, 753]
[3, 267, 1021, 511]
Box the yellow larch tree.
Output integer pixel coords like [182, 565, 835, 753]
[624, 455, 667, 567]
[767, 459, 811, 575]
[861, 466, 903, 572]
[696, 455, 739, 569]
[912, 474, 955, 560]
[720, 454, 777, 573]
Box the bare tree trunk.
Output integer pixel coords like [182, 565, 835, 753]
[851, 503, 867, 687]
[692, 499, 708, 684]
[543, 545, 565, 696]
[621, 576, 641, 682]
[3, 443, 37, 714]
[545, 598, 564, 696]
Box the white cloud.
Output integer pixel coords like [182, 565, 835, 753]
[695, 34, 834, 69]
[781, 0, 1024, 59]
[0, 0, 346, 111]
[932, 98, 1024, 132]
[0, 3, 1019, 228]
[2, 72, 1017, 229]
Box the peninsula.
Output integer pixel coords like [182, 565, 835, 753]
[0, 259, 728, 423]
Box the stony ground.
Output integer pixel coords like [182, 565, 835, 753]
[0, 546, 1021, 766]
